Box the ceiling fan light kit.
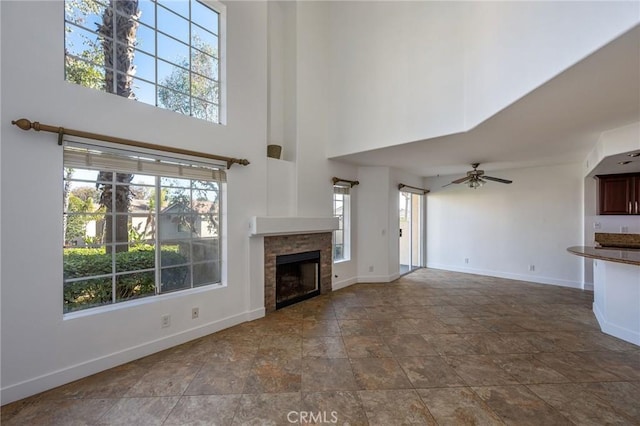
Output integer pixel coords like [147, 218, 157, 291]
[444, 163, 513, 189]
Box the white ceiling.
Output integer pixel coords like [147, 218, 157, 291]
[330, 25, 640, 178]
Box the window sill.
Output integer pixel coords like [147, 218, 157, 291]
[63, 283, 226, 320]
[333, 258, 351, 265]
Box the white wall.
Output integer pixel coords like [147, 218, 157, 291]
[354, 166, 425, 283]
[325, 1, 639, 158]
[463, 1, 640, 128]
[1, 0, 267, 404]
[327, 1, 466, 156]
[425, 163, 584, 289]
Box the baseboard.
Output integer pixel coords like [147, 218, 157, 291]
[1, 310, 259, 405]
[593, 302, 640, 346]
[357, 272, 400, 284]
[584, 282, 594, 292]
[426, 263, 583, 290]
[332, 276, 358, 291]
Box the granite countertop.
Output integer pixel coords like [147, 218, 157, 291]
[567, 246, 640, 266]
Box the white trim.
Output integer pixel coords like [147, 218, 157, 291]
[357, 272, 400, 284]
[0, 309, 259, 405]
[249, 216, 338, 236]
[332, 276, 357, 291]
[426, 263, 584, 290]
[593, 302, 640, 346]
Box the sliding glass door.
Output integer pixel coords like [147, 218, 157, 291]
[399, 190, 423, 275]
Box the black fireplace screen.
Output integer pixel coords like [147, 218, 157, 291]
[276, 250, 321, 309]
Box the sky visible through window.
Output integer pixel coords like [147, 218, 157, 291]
[65, 0, 221, 122]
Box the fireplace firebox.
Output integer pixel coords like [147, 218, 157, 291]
[275, 250, 321, 309]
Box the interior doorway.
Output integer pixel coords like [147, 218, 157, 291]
[399, 190, 424, 275]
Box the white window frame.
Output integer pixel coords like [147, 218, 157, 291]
[62, 139, 226, 314]
[333, 186, 351, 262]
[64, 0, 226, 124]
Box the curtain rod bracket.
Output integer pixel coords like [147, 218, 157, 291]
[332, 176, 359, 187]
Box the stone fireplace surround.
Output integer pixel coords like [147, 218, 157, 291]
[264, 233, 333, 313]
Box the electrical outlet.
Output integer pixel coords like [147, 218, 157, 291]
[621, 226, 629, 233]
[593, 222, 601, 230]
[529, 265, 535, 272]
[368, 266, 374, 272]
[464, 258, 469, 264]
[161, 315, 171, 328]
[192, 307, 199, 320]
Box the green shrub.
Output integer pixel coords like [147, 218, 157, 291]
[63, 247, 187, 313]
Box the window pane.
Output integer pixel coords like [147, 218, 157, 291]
[132, 77, 157, 106]
[137, 0, 156, 27]
[192, 238, 217, 262]
[193, 196, 217, 214]
[158, 86, 191, 116]
[196, 215, 218, 237]
[161, 266, 191, 292]
[65, 213, 106, 246]
[157, 5, 189, 43]
[116, 246, 155, 273]
[192, 180, 219, 191]
[191, 25, 218, 57]
[130, 49, 155, 82]
[65, 24, 105, 63]
[64, 246, 111, 279]
[135, 23, 156, 55]
[157, 59, 189, 89]
[65, 0, 107, 29]
[192, 0, 219, 35]
[116, 271, 156, 301]
[191, 100, 218, 122]
[157, 33, 189, 64]
[160, 241, 191, 265]
[64, 277, 113, 313]
[158, 0, 189, 18]
[191, 73, 218, 103]
[191, 50, 218, 81]
[161, 177, 192, 189]
[193, 261, 219, 286]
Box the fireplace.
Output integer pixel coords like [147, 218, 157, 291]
[263, 232, 333, 313]
[276, 250, 321, 309]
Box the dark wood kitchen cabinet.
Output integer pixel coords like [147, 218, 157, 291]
[596, 173, 640, 215]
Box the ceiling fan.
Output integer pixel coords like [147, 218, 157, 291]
[443, 163, 513, 189]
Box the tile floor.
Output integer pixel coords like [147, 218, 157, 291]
[2, 269, 639, 425]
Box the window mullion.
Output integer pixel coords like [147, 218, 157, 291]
[155, 176, 161, 294]
[111, 173, 117, 304]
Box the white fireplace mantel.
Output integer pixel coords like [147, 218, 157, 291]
[249, 216, 339, 237]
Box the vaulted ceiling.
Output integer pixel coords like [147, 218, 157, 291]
[330, 25, 640, 178]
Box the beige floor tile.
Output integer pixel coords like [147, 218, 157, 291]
[417, 387, 504, 425]
[358, 389, 436, 425]
[163, 395, 240, 425]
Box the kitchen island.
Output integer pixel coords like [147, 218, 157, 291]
[568, 246, 640, 346]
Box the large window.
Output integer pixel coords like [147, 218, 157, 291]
[64, 0, 224, 123]
[63, 141, 225, 313]
[333, 186, 351, 262]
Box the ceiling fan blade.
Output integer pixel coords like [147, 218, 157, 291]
[451, 176, 472, 184]
[483, 175, 512, 184]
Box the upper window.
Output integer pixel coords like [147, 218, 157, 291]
[64, 0, 225, 123]
[63, 141, 225, 313]
[333, 186, 351, 262]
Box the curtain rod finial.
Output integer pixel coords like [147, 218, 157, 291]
[12, 118, 34, 131]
